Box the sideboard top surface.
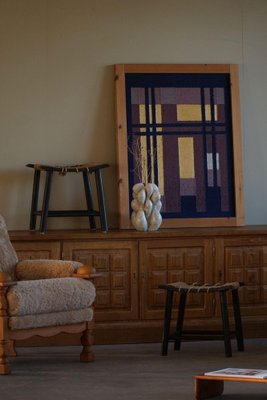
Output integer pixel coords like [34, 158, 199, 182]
[9, 226, 267, 242]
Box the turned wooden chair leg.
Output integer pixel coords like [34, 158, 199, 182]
[7, 340, 17, 357]
[0, 341, 12, 375]
[80, 321, 95, 362]
[0, 279, 13, 374]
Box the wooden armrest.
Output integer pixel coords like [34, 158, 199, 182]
[0, 272, 16, 287]
[72, 266, 102, 280]
[72, 272, 102, 279]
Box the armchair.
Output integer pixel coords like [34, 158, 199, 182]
[0, 215, 96, 374]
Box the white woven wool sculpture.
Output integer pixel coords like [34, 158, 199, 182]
[131, 183, 162, 231]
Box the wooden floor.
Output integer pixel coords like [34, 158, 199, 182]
[3, 340, 267, 400]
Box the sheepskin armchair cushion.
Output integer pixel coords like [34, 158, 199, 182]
[15, 259, 83, 280]
[7, 277, 96, 330]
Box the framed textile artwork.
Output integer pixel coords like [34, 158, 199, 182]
[114, 64, 244, 229]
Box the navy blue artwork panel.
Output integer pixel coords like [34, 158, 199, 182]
[125, 72, 236, 220]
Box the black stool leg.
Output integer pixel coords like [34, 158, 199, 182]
[39, 170, 53, 233]
[174, 291, 187, 351]
[161, 289, 174, 356]
[29, 169, 41, 230]
[232, 288, 244, 351]
[219, 290, 232, 357]
[82, 171, 96, 230]
[94, 169, 108, 232]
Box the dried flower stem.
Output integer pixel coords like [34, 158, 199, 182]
[128, 137, 158, 184]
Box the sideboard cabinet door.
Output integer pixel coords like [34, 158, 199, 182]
[13, 241, 61, 261]
[62, 240, 138, 322]
[139, 238, 214, 321]
[215, 237, 267, 317]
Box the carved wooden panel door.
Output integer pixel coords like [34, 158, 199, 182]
[13, 241, 61, 260]
[62, 240, 139, 322]
[216, 237, 267, 317]
[139, 238, 214, 320]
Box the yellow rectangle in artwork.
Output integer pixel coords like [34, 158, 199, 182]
[178, 137, 195, 179]
[150, 136, 154, 183]
[139, 104, 146, 124]
[155, 104, 162, 132]
[157, 136, 164, 195]
[177, 104, 217, 122]
[140, 136, 147, 183]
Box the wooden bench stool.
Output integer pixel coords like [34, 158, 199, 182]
[27, 163, 109, 233]
[159, 282, 244, 358]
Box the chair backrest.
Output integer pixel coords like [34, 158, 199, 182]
[0, 215, 18, 278]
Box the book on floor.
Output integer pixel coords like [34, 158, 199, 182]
[204, 368, 267, 379]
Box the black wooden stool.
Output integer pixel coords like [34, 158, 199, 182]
[159, 282, 244, 358]
[27, 163, 109, 233]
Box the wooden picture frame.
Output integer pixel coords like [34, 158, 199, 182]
[115, 64, 244, 229]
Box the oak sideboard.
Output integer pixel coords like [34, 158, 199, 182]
[10, 226, 267, 346]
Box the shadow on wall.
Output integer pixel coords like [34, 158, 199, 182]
[83, 64, 120, 230]
[0, 164, 119, 231]
[0, 169, 31, 229]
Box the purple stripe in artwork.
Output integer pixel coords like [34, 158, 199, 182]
[161, 104, 177, 124]
[207, 170, 214, 187]
[204, 88, 210, 105]
[162, 136, 180, 212]
[155, 88, 179, 104]
[194, 135, 206, 212]
[217, 166, 221, 187]
[180, 178, 196, 196]
[155, 87, 202, 105]
[131, 104, 140, 125]
[217, 105, 225, 123]
[176, 88, 201, 104]
[214, 88, 225, 105]
[206, 135, 214, 187]
[206, 135, 212, 153]
[216, 134, 229, 211]
[131, 88, 145, 104]
[132, 127, 143, 133]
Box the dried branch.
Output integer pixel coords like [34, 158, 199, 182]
[128, 137, 158, 184]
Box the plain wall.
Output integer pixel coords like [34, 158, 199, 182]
[0, 0, 267, 230]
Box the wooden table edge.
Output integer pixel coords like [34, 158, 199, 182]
[194, 374, 267, 400]
[195, 374, 267, 383]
